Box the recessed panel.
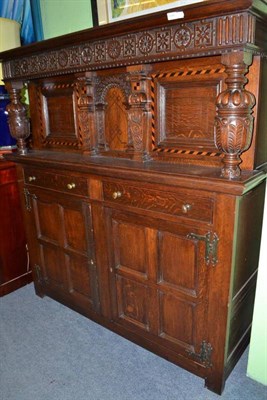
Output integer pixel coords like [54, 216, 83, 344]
[35, 200, 62, 243]
[159, 232, 197, 292]
[159, 292, 195, 346]
[41, 245, 67, 287]
[46, 94, 76, 138]
[64, 208, 87, 254]
[151, 63, 225, 158]
[163, 84, 216, 143]
[113, 220, 147, 275]
[30, 77, 83, 151]
[68, 255, 92, 299]
[116, 276, 149, 330]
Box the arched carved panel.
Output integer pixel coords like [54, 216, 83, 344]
[94, 73, 131, 154]
[105, 86, 128, 151]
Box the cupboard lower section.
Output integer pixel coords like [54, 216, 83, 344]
[20, 165, 265, 395]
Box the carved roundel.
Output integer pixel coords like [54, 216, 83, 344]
[14, 61, 21, 76]
[81, 45, 93, 63]
[39, 55, 48, 71]
[30, 57, 39, 73]
[20, 60, 28, 74]
[108, 40, 121, 59]
[138, 32, 154, 54]
[174, 27, 192, 49]
[58, 50, 69, 67]
[49, 53, 58, 69]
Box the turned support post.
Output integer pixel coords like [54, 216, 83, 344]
[215, 51, 255, 179]
[5, 81, 30, 155]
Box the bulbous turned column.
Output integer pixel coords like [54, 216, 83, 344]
[215, 52, 255, 179]
[5, 81, 30, 155]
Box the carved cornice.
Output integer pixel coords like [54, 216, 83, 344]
[2, 12, 256, 81]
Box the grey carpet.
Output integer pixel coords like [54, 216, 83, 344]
[0, 284, 266, 400]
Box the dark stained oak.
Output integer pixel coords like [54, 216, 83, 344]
[0, 160, 31, 296]
[1, 0, 266, 395]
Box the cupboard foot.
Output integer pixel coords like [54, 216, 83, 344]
[205, 375, 226, 395]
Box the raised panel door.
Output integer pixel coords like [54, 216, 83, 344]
[106, 208, 211, 362]
[26, 187, 100, 313]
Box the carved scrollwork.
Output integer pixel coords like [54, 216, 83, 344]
[5, 82, 31, 155]
[215, 52, 255, 179]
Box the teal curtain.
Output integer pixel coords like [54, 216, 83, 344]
[0, 0, 43, 44]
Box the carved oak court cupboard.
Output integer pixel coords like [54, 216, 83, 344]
[0, 0, 266, 394]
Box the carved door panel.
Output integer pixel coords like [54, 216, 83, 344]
[106, 208, 210, 361]
[25, 187, 99, 313]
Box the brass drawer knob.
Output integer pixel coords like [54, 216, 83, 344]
[182, 203, 192, 214]
[67, 183, 76, 190]
[112, 191, 122, 199]
[28, 176, 36, 182]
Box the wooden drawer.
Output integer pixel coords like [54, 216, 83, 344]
[103, 180, 214, 223]
[23, 168, 88, 196]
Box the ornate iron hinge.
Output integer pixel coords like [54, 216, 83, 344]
[34, 264, 46, 285]
[24, 188, 31, 211]
[24, 188, 37, 211]
[187, 231, 219, 266]
[187, 340, 213, 368]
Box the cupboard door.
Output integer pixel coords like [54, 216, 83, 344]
[106, 208, 211, 361]
[26, 188, 99, 313]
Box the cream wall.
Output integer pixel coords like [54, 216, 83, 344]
[247, 188, 267, 385]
